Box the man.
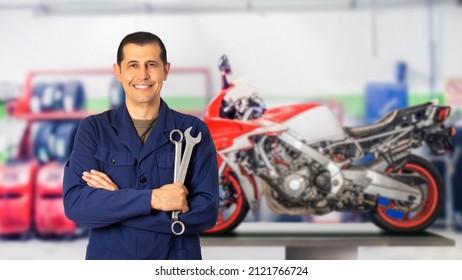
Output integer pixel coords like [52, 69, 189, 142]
[63, 31, 219, 260]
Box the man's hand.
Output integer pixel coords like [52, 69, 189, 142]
[151, 183, 189, 213]
[82, 169, 120, 191]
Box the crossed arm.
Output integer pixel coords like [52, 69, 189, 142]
[82, 169, 189, 213]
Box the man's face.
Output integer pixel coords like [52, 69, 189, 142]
[113, 43, 170, 108]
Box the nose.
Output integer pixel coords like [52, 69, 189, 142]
[138, 66, 150, 80]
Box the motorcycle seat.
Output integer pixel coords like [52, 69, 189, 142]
[394, 101, 432, 120]
[344, 110, 398, 138]
[344, 102, 433, 138]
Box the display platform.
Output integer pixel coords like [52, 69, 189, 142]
[200, 222, 455, 260]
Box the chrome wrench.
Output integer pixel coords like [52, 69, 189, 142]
[169, 129, 184, 235]
[169, 129, 183, 182]
[169, 127, 202, 235]
[176, 127, 202, 184]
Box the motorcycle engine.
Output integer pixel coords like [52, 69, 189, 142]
[258, 138, 328, 207]
[282, 168, 310, 201]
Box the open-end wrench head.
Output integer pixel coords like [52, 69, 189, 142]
[184, 127, 202, 144]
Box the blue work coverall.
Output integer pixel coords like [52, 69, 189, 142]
[63, 99, 219, 260]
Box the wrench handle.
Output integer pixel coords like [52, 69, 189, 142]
[173, 142, 182, 182]
[171, 210, 185, 235]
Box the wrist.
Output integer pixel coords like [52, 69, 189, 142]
[151, 189, 158, 209]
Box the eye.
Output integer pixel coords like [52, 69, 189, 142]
[128, 63, 137, 68]
[147, 62, 158, 68]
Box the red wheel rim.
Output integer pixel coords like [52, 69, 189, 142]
[377, 163, 438, 228]
[203, 170, 244, 233]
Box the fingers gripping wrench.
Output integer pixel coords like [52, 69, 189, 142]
[169, 127, 202, 235]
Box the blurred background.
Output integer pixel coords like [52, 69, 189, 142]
[1, 0, 462, 259]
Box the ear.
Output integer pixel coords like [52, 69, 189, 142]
[113, 63, 122, 82]
[163, 62, 171, 81]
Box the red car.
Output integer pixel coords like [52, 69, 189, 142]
[0, 161, 37, 236]
[35, 161, 77, 236]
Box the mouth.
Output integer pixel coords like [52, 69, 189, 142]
[133, 84, 153, 90]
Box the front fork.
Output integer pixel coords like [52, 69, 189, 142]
[217, 152, 263, 213]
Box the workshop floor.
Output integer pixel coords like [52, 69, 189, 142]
[1, 223, 462, 260]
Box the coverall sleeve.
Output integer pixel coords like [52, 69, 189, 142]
[121, 123, 220, 234]
[63, 118, 152, 229]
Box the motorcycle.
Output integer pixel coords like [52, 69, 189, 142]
[203, 55, 455, 235]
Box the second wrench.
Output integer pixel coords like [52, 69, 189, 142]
[175, 127, 202, 184]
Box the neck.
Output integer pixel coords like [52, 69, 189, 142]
[126, 100, 160, 120]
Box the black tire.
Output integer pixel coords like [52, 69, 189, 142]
[369, 154, 445, 234]
[30, 83, 48, 113]
[34, 121, 57, 163]
[53, 121, 80, 162]
[63, 81, 86, 112]
[40, 83, 65, 111]
[202, 169, 249, 235]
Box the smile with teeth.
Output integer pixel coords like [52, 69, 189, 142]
[134, 85, 152, 89]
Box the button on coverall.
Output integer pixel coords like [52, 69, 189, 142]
[63, 100, 219, 259]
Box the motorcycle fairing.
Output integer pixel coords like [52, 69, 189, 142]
[262, 103, 320, 123]
[278, 105, 347, 144]
[207, 118, 260, 151]
[204, 85, 234, 119]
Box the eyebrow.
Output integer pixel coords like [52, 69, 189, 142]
[126, 59, 159, 64]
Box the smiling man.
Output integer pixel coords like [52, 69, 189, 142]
[63, 32, 219, 260]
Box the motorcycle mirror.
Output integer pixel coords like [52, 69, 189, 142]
[218, 55, 232, 89]
[218, 55, 232, 74]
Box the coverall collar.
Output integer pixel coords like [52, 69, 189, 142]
[111, 99, 175, 161]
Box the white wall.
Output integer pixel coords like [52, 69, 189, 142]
[0, 2, 461, 100]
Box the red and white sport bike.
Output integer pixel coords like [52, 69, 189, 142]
[203, 55, 455, 235]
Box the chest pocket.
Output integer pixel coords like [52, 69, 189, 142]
[94, 148, 136, 189]
[156, 153, 175, 186]
[155, 151, 197, 186]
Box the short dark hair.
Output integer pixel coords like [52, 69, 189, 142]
[116, 31, 168, 66]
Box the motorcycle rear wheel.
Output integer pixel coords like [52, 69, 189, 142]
[369, 154, 444, 234]
[202, 169, 249, 235]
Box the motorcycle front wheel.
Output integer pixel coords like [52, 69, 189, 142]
[202, 168, 249, 235]
[369, 154, 445, 234]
